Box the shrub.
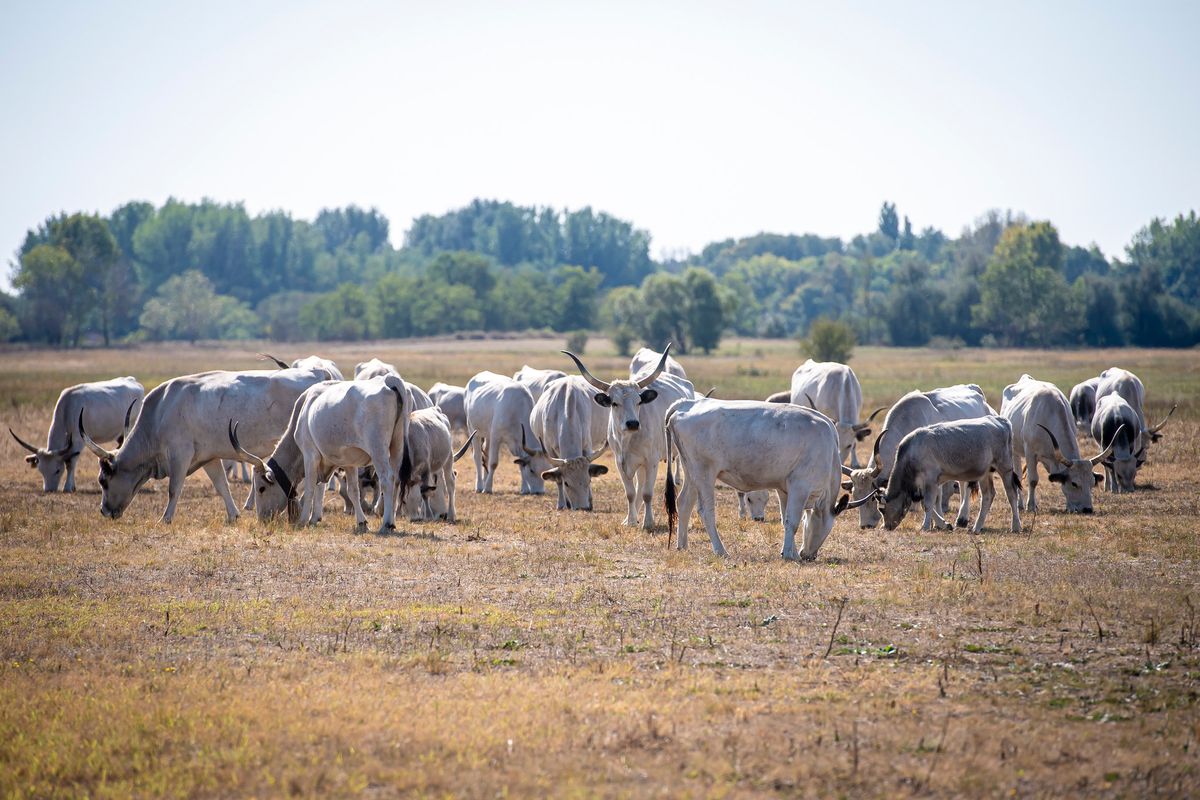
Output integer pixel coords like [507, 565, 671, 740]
[609, 326, 634, 357]
[566, 330, 589, 354]
[800, 318, 856, 363]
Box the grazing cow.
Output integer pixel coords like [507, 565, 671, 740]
[513, 366, 567, 401]
[881, 416, 1022, 534]
[1090, 394, 1148, 493]
[1093, 367, 1174, 454]
[464, 372, 552, 494]
[664, 399, 873, 560]
[630, 347, 687, 380]
[1069, 378, 1100, 430]
[845, 384, 995, 528]
[428, 383, 469, 440]
[1000, 374, 1115, 513]
[229, 374, 411, 533]
[79, 367, 330, 523]
[789, 360, 883, 467]
[737, 490, 771, 521]
[563, 345, 695, 529]
[398, 409, 474, 522]
[260, 353, 345, 381]
[530, 376, 610, 511]
[10, 376, 144, 493]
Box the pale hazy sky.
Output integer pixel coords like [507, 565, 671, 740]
[3, 0, 1197, 282]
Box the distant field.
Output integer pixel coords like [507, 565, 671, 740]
[0, 338, 1197, 797]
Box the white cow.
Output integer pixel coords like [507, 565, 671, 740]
[845, 384, 995, 528]
[1090, 394, 1147, 493]
[737, 490, 772, 521]
[10, 376, 144, 493]
[562, 345, 695, 529]
[464, 371, 552, 494]
[789, 360, 883, 467]
[1069, 378, 1100, 430]
[230, 374, 411, 533]
[664, 399, 872, 560]
[428, 382, 468, 440]
[630, 347, 687, 380]
[1094, 367, 1174, 454]
[513, 366, 567, 401]
[260, 352, 345, 381]
[80, 367, 330, 523]
[880, 416, 1022, 534]
[530, 375, 610, 511]
[397, 408, 473, 523]
[1000, 374, 1114, 513]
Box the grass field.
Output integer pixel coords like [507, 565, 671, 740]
[1, 337, 1197, 798]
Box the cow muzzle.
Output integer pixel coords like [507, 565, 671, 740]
[625, 420, 640, 431]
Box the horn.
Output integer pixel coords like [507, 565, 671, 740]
[9, 428, 38, 454]
[257, 352, 290, 369]
[804, 392, 816, 408]
[227, 420, 269, 472]
[78, 409, 116, 460]
[864, 406, 886, 424]
[868, 430, 885, 478]
[1036, 424, 1069, 466]
[635, 343, 673, 389]
[588, 440, 610, 462]
[122, 400, 137, 440]
[520, 426, 541, 457]
[1148, 404, 1176, 434]
[844, 489, 879, 510]
[840, 464, 854, 477]
[452, 430, 477, 462]
[703, 386, 716, 399]
[1090, 423, 1124, 466]
[549, 456, 569, 466]
[561, 350, 611, 393]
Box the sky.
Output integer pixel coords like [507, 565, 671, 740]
[2, 0, 1198, 283]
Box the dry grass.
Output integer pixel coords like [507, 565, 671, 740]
[0, 338, 1197, 798]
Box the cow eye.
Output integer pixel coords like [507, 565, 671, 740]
[258, 486, 266, 494]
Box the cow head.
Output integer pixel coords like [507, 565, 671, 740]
[844, 431, 887, 528]
[10, 428, 74, 493]
[79, 405, 146, 520]
[1144, 405, 1176, 447]
[563, 344, 672, 435]
[513, 426, 553, 495]
[541, 441, 609, 511]
[739, 490, 771, 522]
[1037, 424, 1113, 513]
[229, 421, 300, 523]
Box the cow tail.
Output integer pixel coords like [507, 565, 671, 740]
[387, 379, 413, 508]
[665, 421, 677, 549]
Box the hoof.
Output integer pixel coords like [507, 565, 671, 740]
[355, 521, 368, 533]
[955, 519, 969, 529]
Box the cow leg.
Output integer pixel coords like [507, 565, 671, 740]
[160, 448, 193, 524]
[63, 455, 78, 493]
[310, 475, 326, 524]
[345, 468, 367, 533]
[298, 456, 319, 527]
[1023, 443, 1040, 512]
[242, 475, 255, 511]
[674, 470, 700, 551]
[618, 456, 639, 526]
[972, 475, 995, 533]
[639, 461, 658, 530]
[482, 429, 499, 494]
[780, 485, 809, 560]
[556, 479, 567, 511]
[444, 465, 457, 522]
[202, 461, 240, 524]
[1001, 469, 1022, 533]
[954, 482, 972, 528]
[377, 461, 398, 533]
[472, 434, 486, 493]
[922, 480, 949, 531]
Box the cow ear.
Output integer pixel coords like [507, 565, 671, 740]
[25, 454, 38, 466]
[1047, 472, 1067, 484]
[592, 393, 613, 408]
[1092, 471, 1103, 485]
[639, 389, 658, 404]
[855, 427, 872, 441]
[540, 468, 562, 482]
[588, 464, 609, 477]
[513, 457, 529, 466]
[841, 479, 853, 490]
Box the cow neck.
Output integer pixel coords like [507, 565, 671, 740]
[267, 457, 297, 500]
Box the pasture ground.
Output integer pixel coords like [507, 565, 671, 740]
[0, 338, 1197, 798]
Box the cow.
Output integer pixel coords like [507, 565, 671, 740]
[260, 353, 345, 381]
[664, 399, 874, 560]
[789, 360, 883, 467]
[353, 358, 431, 411]
[398, 410, 475, 522]
[880, 416, 1022, 534]
[513, 366, 567, 401]
[999, 374, 1116, 513]
[737, 490, 771, 521]
[229, 374, 411, 533]
[78, 367, 330, 523]
[464, 371, 552, 494]
[630, 347, 687, 380]
[562, 344, 695, 529]
[844, 384, 995, 529]
[1069, 378, 1100, 430]
[1093, 367, 1174, 455]
[530, 375, 610, 511]
[428, 382, 469, 441]
[10, 376, 144, 493]
[1090, 394, 1154, 493]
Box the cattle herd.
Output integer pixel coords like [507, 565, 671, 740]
[7, 348, 1176, 562]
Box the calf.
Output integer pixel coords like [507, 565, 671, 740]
[399, 409, 474, 522]
[881, 416, 1021, 533]
[1090, 394, 1145, 493]
[530, 375, 610, 511]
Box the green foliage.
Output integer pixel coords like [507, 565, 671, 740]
[1124, 211, 1200, 306]
[299, 284, 371, 341]
[801, 318, 856, 363]
[878, 201, 899, 241]
[683, 268, 725, 354]
[0, 306, 20, 342]
[13, 244, 85, 345]
[139, 271, 257, 343]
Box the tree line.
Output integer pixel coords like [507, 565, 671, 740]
[4, 197, 1198, 351]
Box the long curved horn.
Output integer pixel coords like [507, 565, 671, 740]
[1090, 423, 1124, 466]
[452, 430, 477, 462]
[845, 489, 879, 509]
[257, 352, 290, 370]
[841, 464, 854, 477]
[635, 343, 673, 389]
[561, 350, 610, 393]
[868, 430, 885, 478]
[122, 400, 137, 440]
[227, 420, 269, 472]
[9, 428, 38, 454]
[804, 392, 816, 408]
[520, 426, 542, 457]
[588, 440, 610, 462]
[865, 406, 886, 424]
[1148, 404, 1176, 434]
[1036, 424, 1069, 466]
[78, 409, 116, 460]
[703, 386, 716, 399]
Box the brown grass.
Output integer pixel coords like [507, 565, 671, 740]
[0, 338, 1197, 798]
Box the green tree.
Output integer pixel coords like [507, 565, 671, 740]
[52, 213, 122, 344]
[1123, 211, 1200, 306]
[554, 266, 602, 331]
[639, 273, 690, 353]
[13, 244, 85, 345]
[801, 318, 856, 362]
[0, 306, 21, 342]
[683, 267, 725, 353]
[299, 284, 371, 341]
[139, 270, 231, 343]
[877, 201, 899, 242]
